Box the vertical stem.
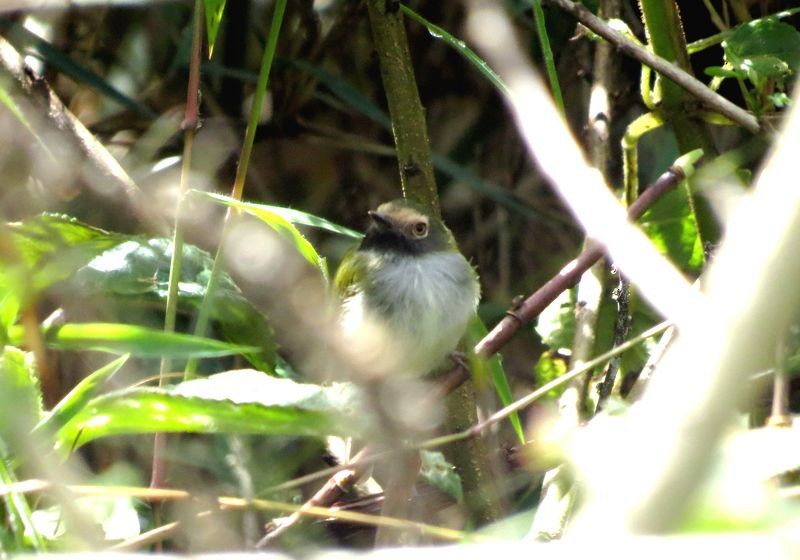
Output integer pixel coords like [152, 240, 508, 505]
[529, 0, 565, 115]
[151, 0, 204, 491]
[366, 0, 502, 526]
[365, 0, 438, 214]
[185, 0, 288, 377]
[638, 0, 720, 246]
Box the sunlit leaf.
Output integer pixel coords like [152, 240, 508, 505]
[203, 0, 226, 58]
[55, 370, 362, 451]
[640, 185, 704, 274]
[34, 354, 130, 437]
[193, 191, 326, 275]
[7, 323, 258, 358]
[71, 237, 277, 371]
[401, 4, 508, 97]
[723, 18, 800, 87]
[0, 347, 42, 449]
[5, 214, 125, 295]
[197, 192, 362, 239]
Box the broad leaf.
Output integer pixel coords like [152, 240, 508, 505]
[723, 18, 800, 87]
[194, 191, 328, 277]
[55, 370, 362, 452]
[7, 323, 257, 358]
[71, 237, 277, 371]
[34, 355, 130, 437]
[4, 214, 124, 296]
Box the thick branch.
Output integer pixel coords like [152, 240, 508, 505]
[365, 0, 439, 212]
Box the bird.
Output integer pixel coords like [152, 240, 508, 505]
[334, 198, 480, 380]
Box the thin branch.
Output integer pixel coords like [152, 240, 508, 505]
[0, 36, 158, 229]
[542, 0, 760, 133]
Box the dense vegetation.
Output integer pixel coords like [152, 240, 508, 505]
[1, 0, 799, 555]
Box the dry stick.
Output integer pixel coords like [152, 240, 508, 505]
[0, 37, 156, 229]
[255, 164, 685, 545]
[542, 0, 760, 134]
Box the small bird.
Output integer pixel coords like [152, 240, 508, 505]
[334, 199, 480, 379]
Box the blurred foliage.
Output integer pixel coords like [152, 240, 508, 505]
[0, 0, 798, 555]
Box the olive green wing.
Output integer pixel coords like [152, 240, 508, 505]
[333, 249, 368, 299]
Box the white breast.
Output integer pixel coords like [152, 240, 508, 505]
[340, 251, 479, 378]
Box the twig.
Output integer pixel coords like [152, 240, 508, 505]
[422, 321, 672, 450]
[542, 0, 760, 133]
[473, 162, 687, 359]
[0, 36, 157, 229]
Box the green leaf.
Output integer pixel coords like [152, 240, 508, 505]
[640, 184, 704, 274]
[8, 323, 258, 358]
[34, 355, 129, 437]
[466, 316, 524, 444]
[204, 0, 227, 58]
[71, 237, 277, 371]
[400, 5, 509, 97]
[4, 214, 125, 296]
[0, 347, 42, 449]
[196, 192, 362, 239]
[723, 18, 800, 87]
[533, 351, 568, 400]
[419, 450, 463, 502]
[55, 370, 361, 451]
[193, 191, 326, 275]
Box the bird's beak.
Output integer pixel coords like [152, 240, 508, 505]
[368, 210, 394, 230]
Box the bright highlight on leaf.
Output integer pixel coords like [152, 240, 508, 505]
[194, 190, 359, 278]
[7, 323, 258, 358]
[204, 0, 227, 58]
[54, 370, 362, 452]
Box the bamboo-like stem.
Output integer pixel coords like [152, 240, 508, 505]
[185, 0, 288, 377]
[150, 0, 204, 492]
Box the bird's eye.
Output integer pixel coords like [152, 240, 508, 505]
[411, 221, 428, 238]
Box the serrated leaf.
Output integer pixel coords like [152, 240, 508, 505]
[204, 0, 226, 58]
[8, 323, 258, 358]
[34, 354, 129, 437]
[55, 370, 362, 451]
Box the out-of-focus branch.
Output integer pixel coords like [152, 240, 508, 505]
[466, 0, 800, 535]
[0, 36, 156, 229]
